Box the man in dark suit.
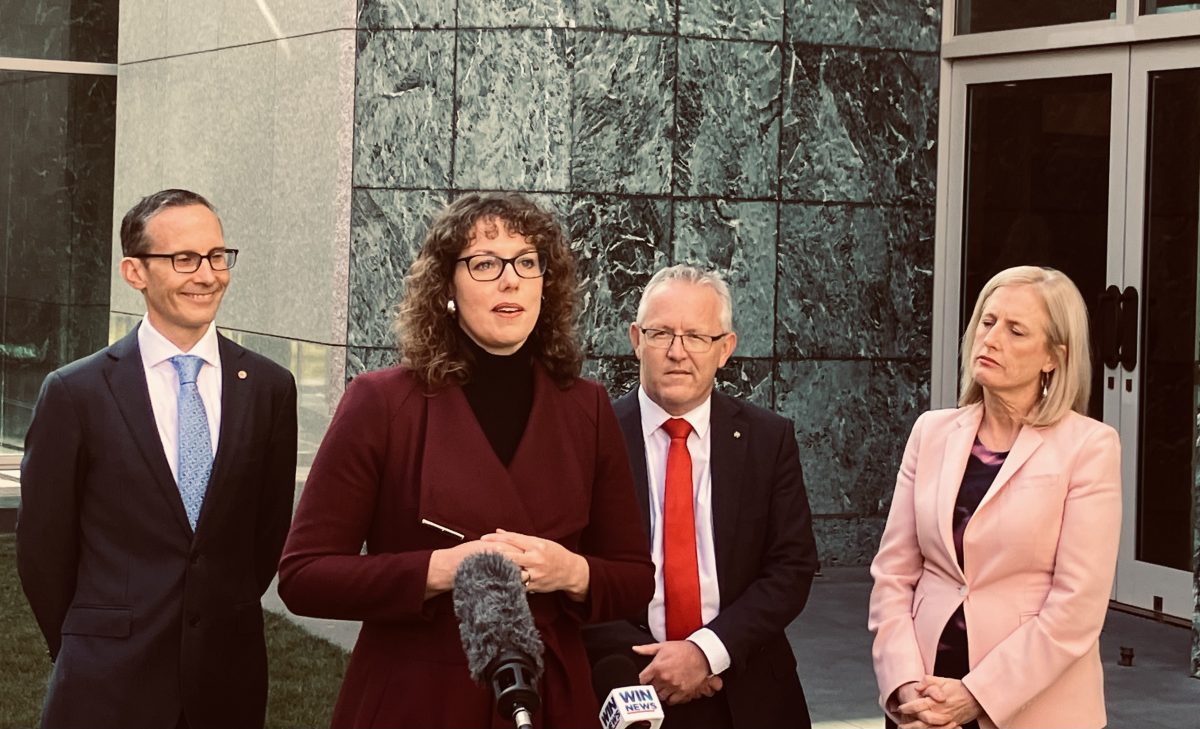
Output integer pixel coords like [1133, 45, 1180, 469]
[17, 189, 298, 729]
[584, 264, 819, 728]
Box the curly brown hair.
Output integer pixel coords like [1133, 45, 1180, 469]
[394, 192, 583, 390]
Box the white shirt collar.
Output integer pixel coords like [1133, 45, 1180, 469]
[138, 315, 221, 369]
[637, 385, 711, 440]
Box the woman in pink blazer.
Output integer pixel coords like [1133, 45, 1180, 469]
[869, 266, 1121, 729]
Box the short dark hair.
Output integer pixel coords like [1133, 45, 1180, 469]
[395, 192, 583, 389]
[120, 189, 219, 256]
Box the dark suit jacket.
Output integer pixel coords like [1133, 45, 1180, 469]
[584, 390, 819, 728]
[277, 365, 654, 728]
[17, 326, 298, 729]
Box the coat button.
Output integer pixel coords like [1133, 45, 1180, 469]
[959, 584, 969, 597]
[188, 615, 200, 627]
[190, 553, 200, 566]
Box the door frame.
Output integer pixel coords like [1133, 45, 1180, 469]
[933, 47, 1132, 410]
[1112, 39, 1199, 617]
[934, 43, 1195, 618]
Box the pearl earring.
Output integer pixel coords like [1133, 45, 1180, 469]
[446, 299, 457, 316]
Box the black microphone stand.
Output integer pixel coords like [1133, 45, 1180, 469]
[488, 650, 540, 729]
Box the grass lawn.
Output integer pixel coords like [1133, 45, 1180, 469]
[0, 534, 348, 728]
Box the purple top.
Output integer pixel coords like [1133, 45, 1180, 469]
[935, 438, 1008, 690]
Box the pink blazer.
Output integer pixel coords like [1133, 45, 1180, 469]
[869, 404, 1121, 728]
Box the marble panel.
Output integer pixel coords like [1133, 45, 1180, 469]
[675, 39, 781, 199]
[348, 189, 449, 348]
[1, 0, 118, 63]
[812, 515, 885, 567]
[157, 52, 221, 204]
[781, 46, 938, 205]
[786, 0, 940, 53]
[220, 329, 343, 468]
[257, 30, 355, 345]
[582, 356, 641, 399]
[715, 357, 773, 409]
[776, 203, 933, 360]
[219, 0, 357, 48]
[568, 195, 672, 357]
[354, 30, 455, 188]
[576, 0, 674, 32]
[674, 200, 777, 357]
[3, 72, 73, 306]
[1194, 423, 1200, 678]
[4, 72, 115, 308]
[358, 0, 455, 29]
[210, 41, 277, 311]
[571, 32, 674, 195]
[66, 75, 118, 309]
[679, 0, 784, 42]
[775, 359, 927, 516]
[163, 0, 222, 58]
[118, 0, 167, 63]
[458, 0, 573, 27]
[112, 61, 165, 316]
[347, 346, 400, 382]
[455, 29, 572, 191]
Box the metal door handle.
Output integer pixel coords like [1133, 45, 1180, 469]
[1119, 286, 1138, 372]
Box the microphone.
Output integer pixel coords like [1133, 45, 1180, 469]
[594, 654, 665, 729]
[453, 552, 544, 729]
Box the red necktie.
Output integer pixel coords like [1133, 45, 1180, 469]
[662, 418, 702, 641]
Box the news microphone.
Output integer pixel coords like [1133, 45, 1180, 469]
[594, 654, 665, 729]
[453, 552, 544, 729]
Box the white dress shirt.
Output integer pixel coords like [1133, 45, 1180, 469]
[138, 316, 222, 483]
[638, 386, 732, 675]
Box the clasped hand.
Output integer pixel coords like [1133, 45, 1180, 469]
[894, 676, 982, 729]
[480, 529, 589, 599]
[632, 640, 723, 706]
[426, 528, 587, 600]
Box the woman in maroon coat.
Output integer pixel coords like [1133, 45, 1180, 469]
[278, 193, 654, 728]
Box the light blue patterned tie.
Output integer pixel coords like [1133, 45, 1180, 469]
[170, 355, 212, 530]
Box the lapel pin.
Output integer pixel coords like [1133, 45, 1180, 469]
[237, 370, 248, 380]
[733, 430, 742, 439]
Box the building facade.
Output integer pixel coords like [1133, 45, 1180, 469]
[2, 0, 1196, 676]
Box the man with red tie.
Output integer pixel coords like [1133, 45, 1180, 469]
[584, 265, 819, 728]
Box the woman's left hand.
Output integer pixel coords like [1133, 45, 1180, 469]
[897, 675, 982, 729]
[481, 528, 590, 601]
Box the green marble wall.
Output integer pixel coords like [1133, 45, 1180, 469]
[347, 0, 940, 565]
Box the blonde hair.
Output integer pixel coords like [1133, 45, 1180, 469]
[958, 266, 1090, 426]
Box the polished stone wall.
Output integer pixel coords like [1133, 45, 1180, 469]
[347, 0, 940, 565]
[112, 1, 359, 465]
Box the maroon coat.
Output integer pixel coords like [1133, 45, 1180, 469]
[278, 364, 654, 728]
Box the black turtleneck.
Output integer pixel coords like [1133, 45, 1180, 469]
[459, 330, 535, 466]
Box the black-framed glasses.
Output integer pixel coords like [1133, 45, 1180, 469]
[636, 326, 730, 353]
[132, 248, 239, 273]
[456, 251, 546, 282]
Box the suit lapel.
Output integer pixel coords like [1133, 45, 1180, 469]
[418, 372, 541, 540]
[197, 334, 251, 535]
[709, 392, 745, 595]
[937, 405, 982, 574]
[103, 327, 192, 536]
[975, 424, 1044, 514]
[614, 391, 651, 542]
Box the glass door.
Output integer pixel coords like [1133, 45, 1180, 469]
[941, 45, 1196, 619]
[938, 48, 1130, 412]
[1115, 41, 1199, 617]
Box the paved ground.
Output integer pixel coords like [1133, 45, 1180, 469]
[265, 568, 1199, 728]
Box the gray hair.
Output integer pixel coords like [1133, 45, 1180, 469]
[636, 264, 734, 332]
